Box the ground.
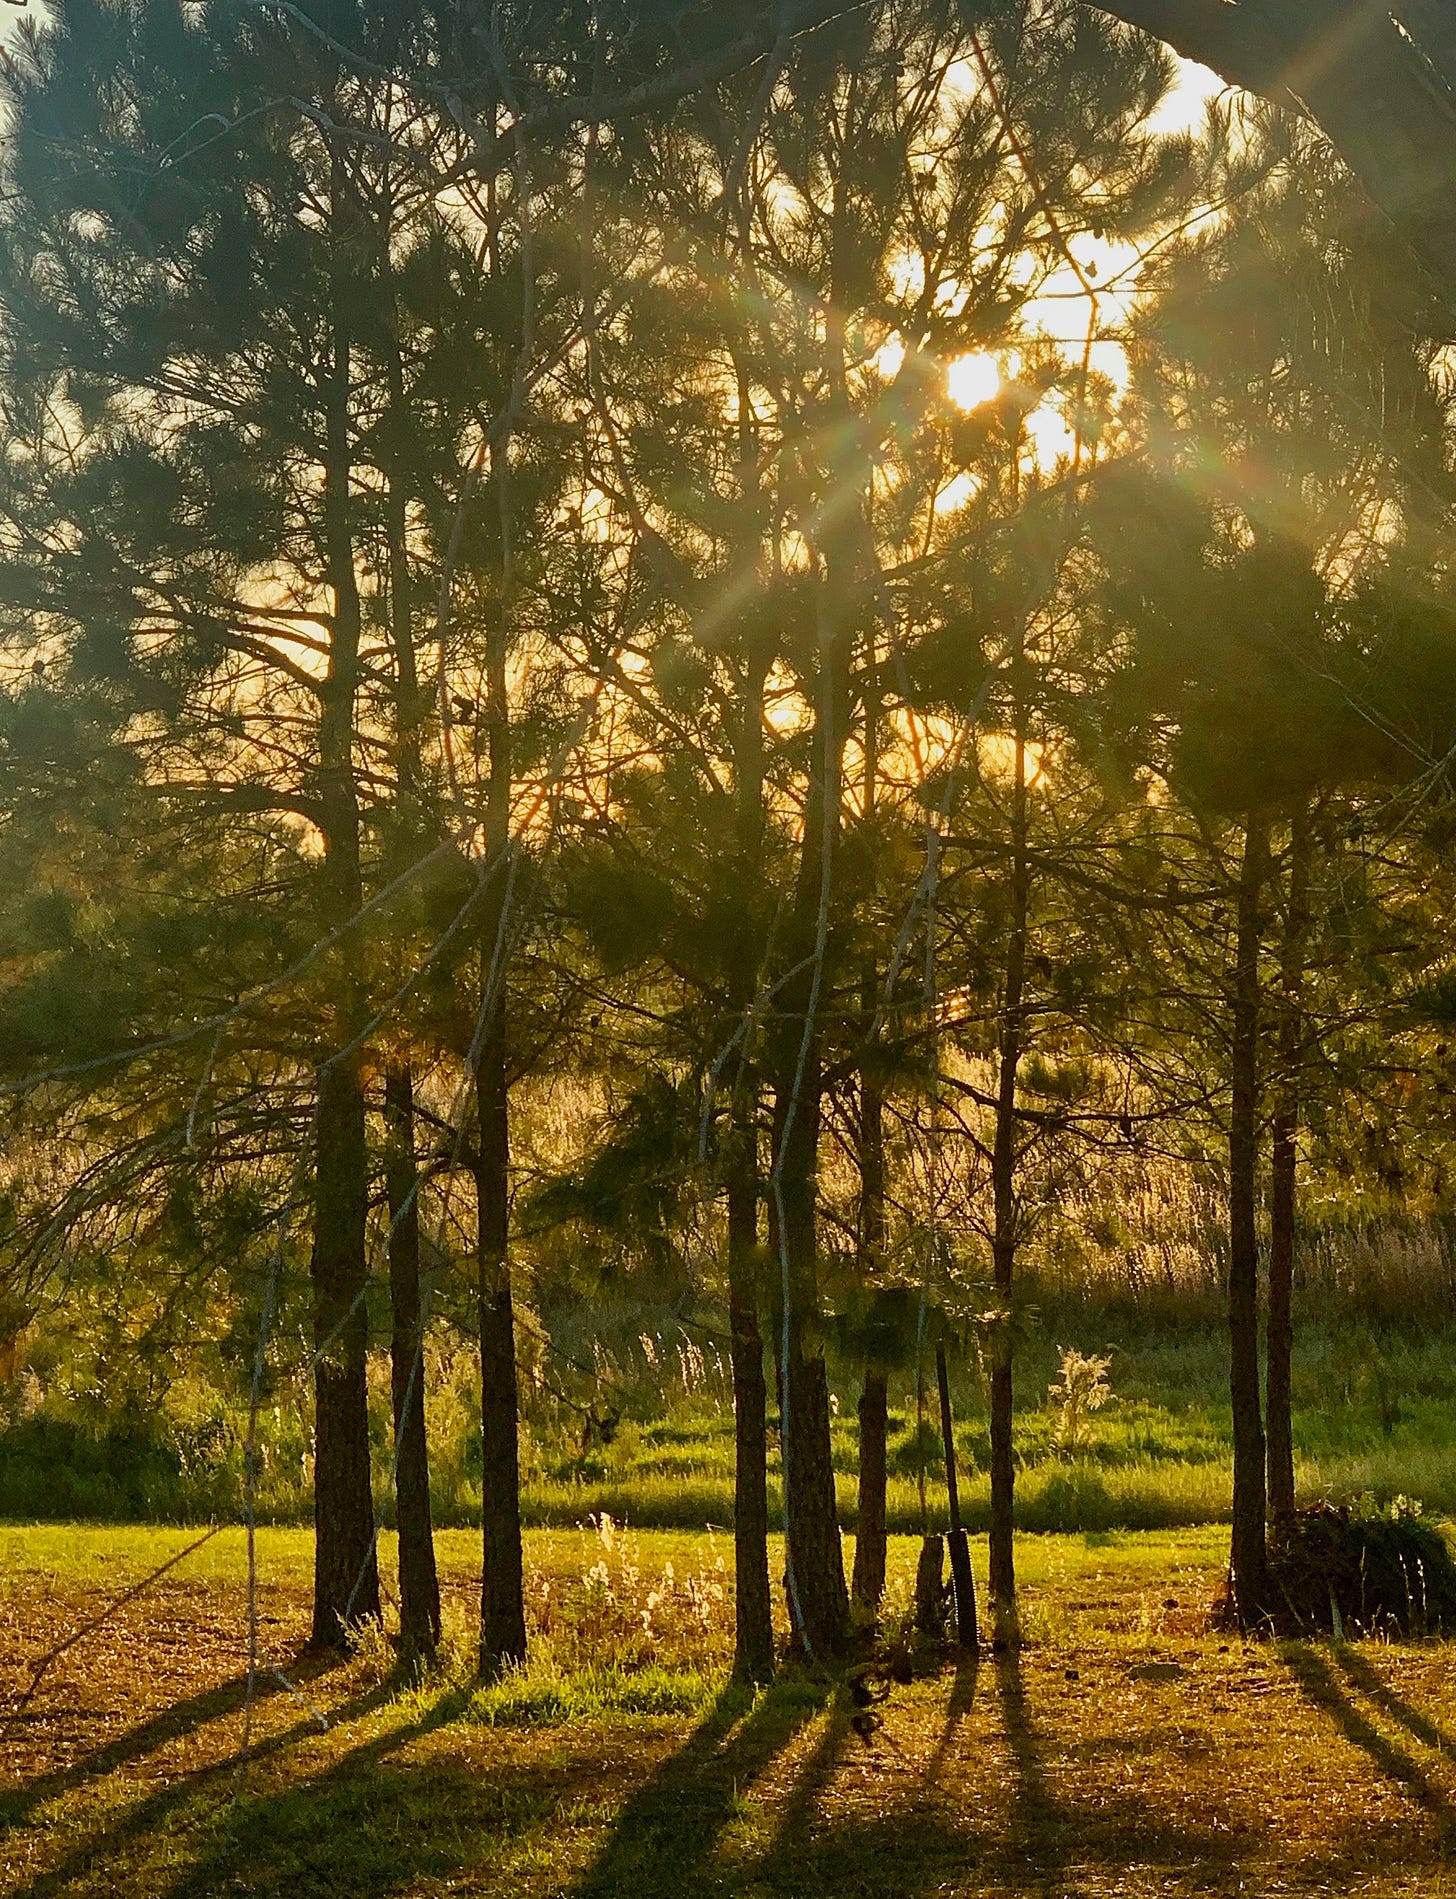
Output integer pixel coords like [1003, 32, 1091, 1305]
[5, 1524, 1456, 1896]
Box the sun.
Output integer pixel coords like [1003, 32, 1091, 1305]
[946, 351, 1001, 412]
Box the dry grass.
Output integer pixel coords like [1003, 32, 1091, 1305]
[5, 1524, 1456, 1895]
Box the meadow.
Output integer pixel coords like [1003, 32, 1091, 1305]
[8, 1242, 1456, 1896]
[7, 1523, 1456, 1896]
[7, 1301, 1456, 1535]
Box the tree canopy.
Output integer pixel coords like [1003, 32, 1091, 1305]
[2, 0, 1456, 1672]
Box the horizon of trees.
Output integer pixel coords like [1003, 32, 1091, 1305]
[1, 0, 1456, 1673]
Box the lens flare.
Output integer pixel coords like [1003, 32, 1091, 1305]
[947, 351, 1001, 411]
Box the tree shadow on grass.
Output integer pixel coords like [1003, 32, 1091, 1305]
[749, 1801, 1255, 1899]
[569, 1672, 832, 1899]
[156, 1713, 562, 1899]
[1283, 1641, 1456, 1834]
[746, 1660, 974, 1887]
[756, 1683, 853, 1858]
[0, 1665, 826, 1899]
[0, 1672, 291, 1834]
[3, 1656, 1280, 1899]
[1, 1673, 397, 1899]
[135, 1673, 833, 1899]
[736, 1651, 1253, 1899]
[569, 1663, 983, 1899]
[1332, 1646, 1456, 1758]
[995, 1646, 1067, 1896]
[981, 1647, 1252, 1896]
[921, 1656, 978, 1786]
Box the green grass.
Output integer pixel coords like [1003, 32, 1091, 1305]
[0, 1520, 1233, 1590]
[466, 1665, 717, 1727]
[0, 1521, 741, 1590]
[9, 1523, 1456, 1897]
[9, 1314, 1456, 1533]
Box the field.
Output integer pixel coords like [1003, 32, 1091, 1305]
[12, 1309, 1456, 1534]
[517, 1311, 1456, 1535]
[8, 1301, 1456, 1894]
[7, 1525, 1456, 1896]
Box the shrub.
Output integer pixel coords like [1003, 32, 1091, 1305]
[1264, 1500, 1456, 1636]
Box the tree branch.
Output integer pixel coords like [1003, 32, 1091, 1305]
[1083, 0, 1456, 320]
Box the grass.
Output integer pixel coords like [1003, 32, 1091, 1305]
[13, 1309, 1456, 1532]
[466, 1665, 717, 1727]
[9, 1523, 1456, 1895]
[0, 1519, 1233, 1598]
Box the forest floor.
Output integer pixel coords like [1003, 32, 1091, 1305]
[6, 1525, 1456, 1896]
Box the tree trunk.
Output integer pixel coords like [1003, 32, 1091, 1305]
[310, 1055, 379, 1646]
[988, 667, 1030, 1634]
[770, 1059, 850, 1658]
[769, 752, 850, 1659]
[987, 1324, 1015, 1621]
[384, 1061, 441, 1661]
[473, 285, 528, 1670]
[1266, 1093, 1297, 1523]
[769, 769, 850, 1656]
[852, 1366, 889, 1617]
[852, 985, 889, 1621]
[724, 624, 774, 1682]
[1228, 817, 1269, 1625]
[476, 979, 527, 1672]
[375, 226, 439, 1660]
[310, 136, 378, 1648]
[727, 1152, 774, 1681]
[767, 541, 852, 1661]
[937, 1342, 978, 1649]
[914, 1532, 946, 1637]
[381, 317, 437, 1656]
[1267, 809, 1311, 1522]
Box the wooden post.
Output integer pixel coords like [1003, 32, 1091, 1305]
[937, 1342, 979, 1650]
[914, 1532, 946, 1637]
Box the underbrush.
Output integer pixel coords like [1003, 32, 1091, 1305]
[11, 1310, 1456, 1534]
[467, 1664, 717, 1727]
[525, 1512, 733, 1673]
[368, 1513, 733, 1732]
[1262, 1499, 1456, 1636]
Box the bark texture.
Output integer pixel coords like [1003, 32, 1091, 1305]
[310, 140, 379, 1647]
[768, 542, 852, 1661]
[1266, 1091, 1297, 1520]
[385, 1062, 441, 1660]
[1228, 819, 1269, 1625]
[770, 1064, 851, 1656]
[476, 986, 527, 1671]
[852, 1367, 889, 1616]
[310, 1056, 379, 1646]
[988, 699, 1030, 1629]
[914, 1533, 946, 1637]
[937, 1342, 978, 1649]
[852, 1004, 889, 1621]
[728, 1158, 775, 1681]
[1266, 811, 1311, 1522]
[725, 638, 774, 1683]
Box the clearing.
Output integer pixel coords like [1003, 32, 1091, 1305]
[4, 1524, 1456, 1896]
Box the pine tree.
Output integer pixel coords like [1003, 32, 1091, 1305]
[1090, 125, 1453, 1613]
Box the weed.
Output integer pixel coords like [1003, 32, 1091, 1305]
[526, 1512, 731, 1673]
[1048, 1348, 1114, 1457]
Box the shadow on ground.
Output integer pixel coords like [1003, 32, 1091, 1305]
[0, 1666, 397, 1899]
[0, 1672, 287, 1835]
[12, 1643, 1456, 1897]
[1284, 1640, 1456, 1835]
